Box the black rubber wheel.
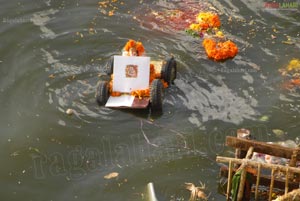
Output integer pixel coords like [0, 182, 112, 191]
[161, 56, 177, 86]
[96, 81, 110, 106]
[106, 56, 114, 75]
[150, 79, 164, 111]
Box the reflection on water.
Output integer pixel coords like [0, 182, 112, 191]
[175, 76, 257, 125]
[0, 0, 300, 200]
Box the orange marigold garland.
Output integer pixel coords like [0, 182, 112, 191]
[196, 12, 221, 29]
[131, 89, 150, 99]
[186, 11, 238, 61]
[202, 38, 238, 61]
[123, 39, 145, 56]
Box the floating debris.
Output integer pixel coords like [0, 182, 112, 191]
[10, 151, 20, 157]
[98, 0, 120, 16]
[273, 189, 300, 201]
[185, 182, 208, 201]
[104, 172, 119, 179]
[76, 32, 84, 38]
[29, 147, 40, 153]
[259, 115, 269, 122]
[282, 40, 294, 45]
[282, 36, 294, 45]
[66, 108, 74, 115]
[88, 27, 96, 34]
[272, 129, 286, 138]
[48, 74, 55, 79]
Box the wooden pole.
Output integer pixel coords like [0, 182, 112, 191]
[269, 168, 275, 201]
[226, 136, 300, 160]
[226, 160, 233, 201]
[235, 129, 252, 159]
[255, 163, 261, 201]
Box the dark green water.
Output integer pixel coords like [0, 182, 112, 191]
[0, 0, 299, 200]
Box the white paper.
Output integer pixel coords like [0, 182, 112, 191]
[113, 56, 150, 93]
[105, 95, 135, 107]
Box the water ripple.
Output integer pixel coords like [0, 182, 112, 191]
[175, 77, 257, 125]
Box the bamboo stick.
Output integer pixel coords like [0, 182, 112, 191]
[216, 156, 300, 174]
[237, 147, 254, 201]
[269, 168, 275, 201]
[237, 168, 247, 201]
[255, 163, 261, 201]
[285, 169, 289, 195]
[226, 160, 233, 201]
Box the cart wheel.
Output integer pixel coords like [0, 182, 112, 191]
[150, 79, 164, 111]
[96, 81, 110, 106]
[106, 56, 114, 75]
[161, 56, 177, 86]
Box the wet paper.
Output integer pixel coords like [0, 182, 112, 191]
[105, 95, 135, 107]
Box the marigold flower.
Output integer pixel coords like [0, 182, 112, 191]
[189, 23, 201, 31]
[131, 89, 150, 99]
[197, 12, 221, 29]
[216, 31, 224, 37]
[124, 40, 135, 51]
[124, 40, 145, 56]
[135, 42, 145, 56]
[291, 78, 300, 86]
[286, 59, 300, 72]
[202, 38, 238, 61]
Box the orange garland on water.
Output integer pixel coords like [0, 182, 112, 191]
[202, 38, 238, 61]
[186, 12, 238, 61]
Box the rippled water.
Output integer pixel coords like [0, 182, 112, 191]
[1, 0, 300, 200]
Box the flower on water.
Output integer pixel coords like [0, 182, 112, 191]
[197, 12, 221, 29]
[286, 59, 300, 72]
[202, 38, 238, 61]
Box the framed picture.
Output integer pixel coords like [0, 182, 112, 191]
[113, 56, 150, 93]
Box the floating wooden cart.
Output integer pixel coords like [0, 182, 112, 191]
[216, 136, 300, 201]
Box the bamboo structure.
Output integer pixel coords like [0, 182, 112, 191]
[217, 135, 300, 201]
[216, 157, 300, 174]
